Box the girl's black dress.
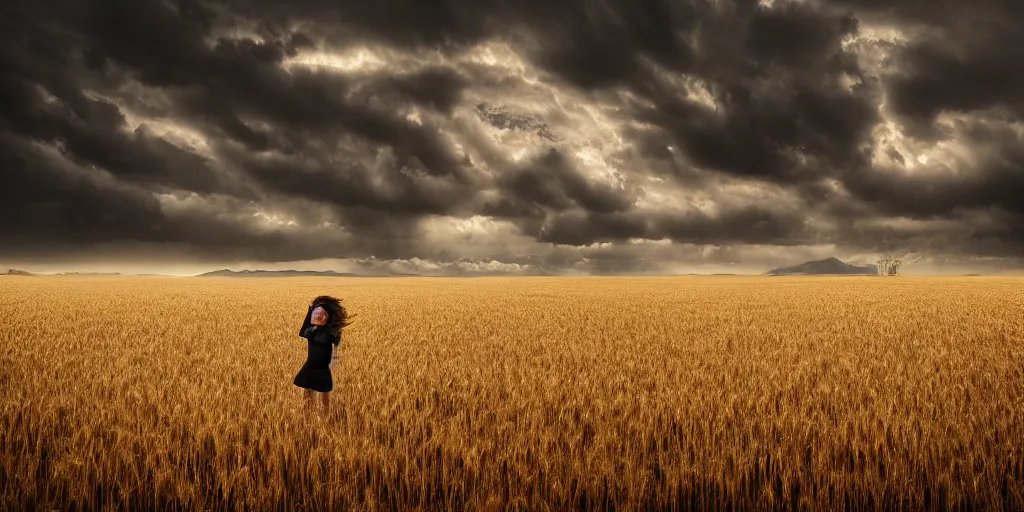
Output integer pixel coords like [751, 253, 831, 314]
[293, 307, 340, 392]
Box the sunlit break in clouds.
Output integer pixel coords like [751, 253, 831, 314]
[2, 0, 1023, 275]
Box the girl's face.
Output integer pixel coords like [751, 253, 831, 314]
[311, 306, 328, 326]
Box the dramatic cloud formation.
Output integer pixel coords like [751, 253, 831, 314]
[2, 0, 1022, 274]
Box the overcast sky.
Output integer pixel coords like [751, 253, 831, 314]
[2, 0, 1023, 275]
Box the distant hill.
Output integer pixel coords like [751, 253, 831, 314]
[767, 257, 877, 276]
[4, 269, 34, 276]
[198, 269, 361, 278]
[57, 272, 123, 276]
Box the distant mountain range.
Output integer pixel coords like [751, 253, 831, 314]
[197, 269, 429, 277]
[58, 272, 124, 276]
[198, 269, 361, 277]
[3, 270, 132, 276]
[767, 257, 877, 276]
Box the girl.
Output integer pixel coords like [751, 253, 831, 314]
[295, 295, 352, 414]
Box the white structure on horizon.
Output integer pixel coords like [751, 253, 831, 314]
[876, 254, 903, 276]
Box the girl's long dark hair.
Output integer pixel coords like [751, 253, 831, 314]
[311, 295, 353, 335]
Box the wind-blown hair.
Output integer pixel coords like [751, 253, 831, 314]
[311, 295, 354, 337]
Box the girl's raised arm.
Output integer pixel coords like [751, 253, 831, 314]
[299, 305, 313, 338]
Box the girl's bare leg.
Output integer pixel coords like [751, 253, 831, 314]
[320, 392, 330, 414]
[303, 389, 315, 412]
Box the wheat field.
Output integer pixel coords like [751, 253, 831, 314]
[1, 275, 1022, 511]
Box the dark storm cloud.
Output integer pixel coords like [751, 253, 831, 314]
[0, 2, 246, 196]
[535, 205, 813, 248]
[230, 0, 497, 50]
[519, 0, 697, 90]
[846, 156, 1024, 219]
[822, 0, 1024, 227]
[830, 0, 1024, 143]
[488, 149, 635, 218]
[217, 140, 472, 224]
[379, 68, 470, 114]
[68, 0, 469, 179]
[2, 0, 478, 260]
[622, 3, 875, 185]
[2, 0, 1023, 271]
[0, 132, 164, 247]
[0, 130, 379, 263]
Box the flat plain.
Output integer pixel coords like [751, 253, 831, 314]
[1, 275, 1022, 510]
